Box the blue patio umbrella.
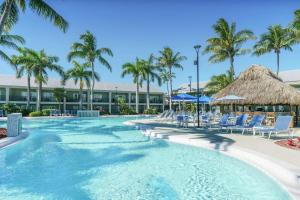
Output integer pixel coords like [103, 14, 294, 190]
[171, 93, 196, 111]
[191, 95, 214, 103]
[171, 93, 196, 101]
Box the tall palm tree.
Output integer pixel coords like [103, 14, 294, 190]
[53, 88, 65, 112]
[205, 71, 233, 94]
[64, 61, 98, 110]
[0, 33, 25, 65]
[204, 18, 255, 79]
[253, 25, 295, 76]
[143, 54, 162, 109]
[158, 47, 186, 110]
[160, 69, 175, 99]
[121, 58, 148, 114]
[18, 49, 64, 111]
[293, 9, 300, 30]
[0, 0, 68, 35]
[68, 31, 113, 110]
[12, 47, 33, 110]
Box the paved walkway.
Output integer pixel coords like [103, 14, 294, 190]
[127, 118, 300, 200]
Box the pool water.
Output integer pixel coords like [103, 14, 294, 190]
[0, 117, 291, 200]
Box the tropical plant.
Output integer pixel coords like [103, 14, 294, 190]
[142, 54, 162, 109]
[205, 70, 234, 94]
[53, 88, 65, 112]
[293, 9, 300, 30]
[1, 33, 24, 65]
[68, 31, 113, 110]
[253, 25, 295, 76]
[17, 49, 64, 111]
[0, 0, 68, 35]
[204, 18, 255, 79]
[160, 69, 175, 102]
[121, 58, 148, 113]
[64, 61, 98, 110]
[117, 97, 135, 115]
[12, 47, 34, 110]
[158, 47, 186, 110]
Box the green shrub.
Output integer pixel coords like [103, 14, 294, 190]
[144, 108, 158, 115]
[1, 103, 21, 114]
[29, 111, 43, 117]
[118, 97, 136, 115]
[41, 109, 51, 116]
[21, 108, 31, 116]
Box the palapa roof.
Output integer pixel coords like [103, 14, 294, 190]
[212, 64, 300, 105]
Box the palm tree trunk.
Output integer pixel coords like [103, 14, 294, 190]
[26, 74, 31, 110]
[146, 75, 150, 109]
[79, 85, 83, 110]
[0, 0, 13, 35]
[136, 80, 139, 114]
[230, 56, 235, 79]
[276, 51, 280, 76]
[90, 62, 95, 111]
[37, 82, 42, 111]
[169, 67, 172, 110]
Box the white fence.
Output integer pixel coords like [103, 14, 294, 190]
[77, 110, 100, 118]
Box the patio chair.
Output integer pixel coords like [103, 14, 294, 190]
[211, 114, 229, 129]
[256, 115, 293, 139]
[0, 110, 4, 117]
[241, 115, 265, 135]
[226, 114, 249, 133]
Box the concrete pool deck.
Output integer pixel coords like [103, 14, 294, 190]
[126, 118, 300, 200]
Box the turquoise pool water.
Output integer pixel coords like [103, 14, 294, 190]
[0, 117, 291, 200]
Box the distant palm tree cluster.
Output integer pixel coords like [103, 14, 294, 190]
[205, 10, 300, 93]
[0, 0, 300, 111]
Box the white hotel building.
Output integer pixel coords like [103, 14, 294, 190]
[0, 75, 164, 114]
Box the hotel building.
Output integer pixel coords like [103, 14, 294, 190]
[0, 75, 164, 114]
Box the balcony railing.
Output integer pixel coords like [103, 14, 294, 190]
[9, 96, 36, 101]
[0, 95, 5, 101]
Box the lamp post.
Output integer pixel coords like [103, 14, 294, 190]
[194, 45, 201, 127]
[188, 76, 192, 93]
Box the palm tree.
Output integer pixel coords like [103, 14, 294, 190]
[253, 25, 295, 76]
[204, 18, 255, 79]
[121, 58, 148, 114]
[64, 61, 98, 110]
[158, 47, 186, 110]
[18, 49, 64, 111]
[293, 9, 300, 30]
[160, 69, 175, 98]
[0, 0, 68, 35]
[143, 54, 162, 109]
[53, 88, 65, 112]
[205, 71, 233, 94]
[12, 47, 33, 110]
[0, 33, 25, 65]
[68, 31, 113, 110]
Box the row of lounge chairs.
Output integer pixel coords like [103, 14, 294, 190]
[157, 110, 294, 139]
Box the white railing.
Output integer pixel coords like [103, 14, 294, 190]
[77, 110, 100, 118]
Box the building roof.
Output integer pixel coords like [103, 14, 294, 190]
[279, 69, 300, 85]
[0, 75, 163, 93]
[175, 82, 208, 93]
[213, 64, 300, 105]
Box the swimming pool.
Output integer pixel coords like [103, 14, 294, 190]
[0, 117, 291, 200]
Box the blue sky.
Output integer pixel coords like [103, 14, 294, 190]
[1, 0, 300, 91]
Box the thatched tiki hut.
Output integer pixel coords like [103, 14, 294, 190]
[212, 64, 300, 126]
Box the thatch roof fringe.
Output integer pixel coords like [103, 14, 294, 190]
[212, 64, 300, 105]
